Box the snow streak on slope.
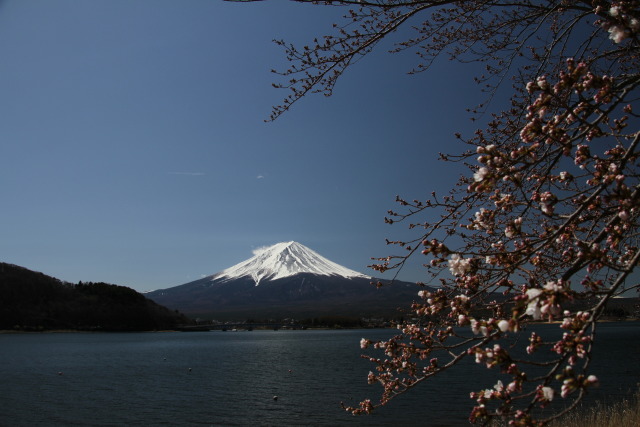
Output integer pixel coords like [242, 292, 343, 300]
[214, 241, 370, 285]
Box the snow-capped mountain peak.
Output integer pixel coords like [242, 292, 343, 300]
[213, 241, 370, 285]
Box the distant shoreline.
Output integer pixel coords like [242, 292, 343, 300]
[2, 318, 638, 334]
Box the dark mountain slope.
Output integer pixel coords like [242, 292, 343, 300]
[148, 273, 423, 320]
[0, 262, 190, 331]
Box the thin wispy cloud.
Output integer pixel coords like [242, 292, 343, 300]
[252, 245, 270, 256]
[257, 174, 265, 179]
[169, 172, 206, 176]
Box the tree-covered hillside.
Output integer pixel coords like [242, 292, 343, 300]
[0, 262, 191, 331]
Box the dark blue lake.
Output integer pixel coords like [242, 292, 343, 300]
[1, 324, 638, 426]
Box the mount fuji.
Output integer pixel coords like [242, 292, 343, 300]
[146, 241, 425, 319]
[213, 241, 370, 285]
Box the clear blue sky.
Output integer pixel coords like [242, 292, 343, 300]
[0, 0, 486, 292]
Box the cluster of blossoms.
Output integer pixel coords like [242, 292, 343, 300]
[556, 365, 600, 398]
[470, 344, 510, 369]
[524, 281, 567, 320]
[598, 3, 640, 43]
[472, 208, 493, 231]
[448, 253, 472, 276]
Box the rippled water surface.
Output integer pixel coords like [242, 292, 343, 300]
[1, 325, 638, 426]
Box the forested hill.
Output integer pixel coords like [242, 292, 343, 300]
[0, 262, 191, 331]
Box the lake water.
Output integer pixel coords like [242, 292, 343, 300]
[1, 323, 639, 426]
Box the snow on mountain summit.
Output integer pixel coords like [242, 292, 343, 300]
[214, 241, 370, 285]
